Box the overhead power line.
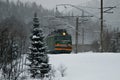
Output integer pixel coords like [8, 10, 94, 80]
[56, 4, 99, 19]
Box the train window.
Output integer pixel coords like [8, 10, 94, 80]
[55, 36, 71, 40]
[55, 36, 59, 40]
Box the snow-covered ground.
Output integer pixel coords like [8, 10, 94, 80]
[1, 52, 120, 80]
[49, 52, 120, 80]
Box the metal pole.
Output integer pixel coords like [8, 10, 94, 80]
[100, 0, 103, 52]
[75, 17, 79, 53]
[81, 10, 84, 46]
[82, 28, 84, 45]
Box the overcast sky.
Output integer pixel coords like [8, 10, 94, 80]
[11, 0, 91, 9]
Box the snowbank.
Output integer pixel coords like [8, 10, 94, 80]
[1, 52, 119, 80]
[49, 52, 120, 80]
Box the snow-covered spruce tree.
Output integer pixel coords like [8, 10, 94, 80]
[27, 13, 50, 78]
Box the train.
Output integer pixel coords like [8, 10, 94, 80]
[46, 29, 72, 54]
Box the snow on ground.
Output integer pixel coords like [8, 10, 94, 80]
[1, 52, 119, 80]
[49, 52, 120, 80]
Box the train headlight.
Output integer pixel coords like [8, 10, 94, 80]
[62, 32, 66, 36]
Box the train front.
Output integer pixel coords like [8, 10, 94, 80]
[54, 30, 72, 53]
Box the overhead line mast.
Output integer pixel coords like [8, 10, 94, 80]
[100, 0, 103, 52]
[100, 0, 116, 52]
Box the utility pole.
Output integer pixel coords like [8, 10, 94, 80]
[100, 0, 103, 52]
[100, 0, 116, 52]
[75, 17, 79, 53]
[81, 10, 86, 45]
[82, 28, 84, 45]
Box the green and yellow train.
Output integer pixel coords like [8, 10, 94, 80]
[46, 29, 72, 54]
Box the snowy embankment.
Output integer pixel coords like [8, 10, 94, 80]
[1, 52, 119, 80]
[49, 52, 120, 80]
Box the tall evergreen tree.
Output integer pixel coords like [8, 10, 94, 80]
[27, 13, 50, 78]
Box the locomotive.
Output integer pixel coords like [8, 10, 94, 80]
[46, 29, 72, 54]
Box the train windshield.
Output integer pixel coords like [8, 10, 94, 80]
[55, 36, 71, 40]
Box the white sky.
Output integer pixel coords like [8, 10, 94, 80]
[12, 0, 91, 9]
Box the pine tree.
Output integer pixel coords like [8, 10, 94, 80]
[110, 31, 120, 52]
[27, 13, 50, 78]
